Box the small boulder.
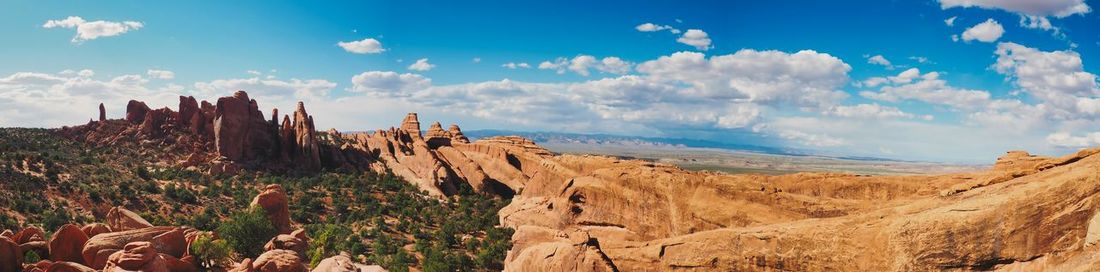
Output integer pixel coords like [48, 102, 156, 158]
[310, 254, 361, 272]
[252, 249, 307, 272]
[13, 226, 46, 244]
[46, 261, 98, 272]
[263, 235, 307, 260]
[21, 240, 49, 260]
[106, 207, 154, 231]
[49, 224, 89, 263]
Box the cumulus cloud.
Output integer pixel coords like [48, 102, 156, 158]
[0, 70, 176, 127]
[539, 55, 634, 76]
[337, 38, 385, 54]
[193, 77, 336, 101]
[349, 71, 431, 96]
[867, 55, 893, 69]
[939, 0, 1090, 18]
[1047, 132, 1100, 147]
[993, 42, 1099, 117]
[677, 29, 712, 50]
[146, 69, 175, 80]
[501, 62, 531, 69]
[862, 68, 992, 109]
[407, 58, 435, 71]
[635, 23, 681, 34]
[42, 16, 143, 43]
[960, 19, 1005, 43]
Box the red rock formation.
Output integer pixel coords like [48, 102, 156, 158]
[138, 108, 172, 137]
[48, 224, 89, 263]
[81, 223, 111, 238]
[98, 103, 106, 122]
[13, 226, 45, 244]
[46, 261, 98, 272]
[251, 184, 292, 234]
[213, 91, 253, 161]
[400, 113, 422, 141]
[125, 100, 150, 124]
[291, 102, 321, 170]
[263, 234, 307, 260]
[178, 96, 199, 128]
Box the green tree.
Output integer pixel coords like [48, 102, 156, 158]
[216, 207, 277, 258]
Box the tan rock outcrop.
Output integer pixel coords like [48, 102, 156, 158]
[264, 234, 307, 260]
[448, 124, 469, 144]
[251, 184, 292, 234]
[252, 249, 307, 272]
[399, 113, 421, 141]
[310, 254, 373, 272]
[106, 206, 154, 231]
[49, 224, 89, 263]
[214, 91, 253, 161]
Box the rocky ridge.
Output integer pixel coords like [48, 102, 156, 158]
[48, 90, 1100, 271]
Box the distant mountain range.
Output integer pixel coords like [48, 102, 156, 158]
[463, 129, 915, 162]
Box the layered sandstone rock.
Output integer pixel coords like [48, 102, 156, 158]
[0, 236, 21, 272]
[125, 100, 149, 124]
[106, 206, 154, 231]
[82, 227, 186, 269]
[103, 241, 168, 272]
[252, 249, 307, 272]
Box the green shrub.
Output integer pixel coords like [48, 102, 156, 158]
[216, 207, 277, 258]
[190, 233, 233, 269]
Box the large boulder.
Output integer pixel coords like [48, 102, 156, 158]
[0, 236, 21, 272]
[252, 249, 307, 272]
[48, 224, 89, 263]
[13, 226, 45, 244]
[106, 207, 154, 231]
[82, 227, 185, 269]
[251, 184, 292, 234]
[263, 234, 307, 260]
[310, 254, 362, 272]
[102, 242, 168, 272]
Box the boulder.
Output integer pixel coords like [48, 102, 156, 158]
[0, 229, 11, 238]
[82, 227, 184, 269]
[161, 254, 198, 272]
[45, 261, 98, 272]
[125, 100, 150, 124]
[252, 249, 306, 272]
[250, 184, 292, 234]
[103, 242, 168, 272]
[263, 235, 307, 260]
[80, 223, 112, 238]
[20, 241, 49, 261]
[48, 224, 89, 263]
[227, 258, 253, 272]
[139, 108, 173, 137]
[309, 254, 358, 272]
[13, 226, 45, 244]
[26, 260, 53, 272]
[106, 207, 154, 231]
[0, 236, 21, 272]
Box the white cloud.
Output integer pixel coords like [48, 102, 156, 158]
[0, 70, 177, 127]
[146, 69, 175, 80]
[778, 130, 847, 147]
[677, 29, 712, 50]
[993, 42, 1099, 117]
[193, 77, 336, 100]
[824, 104, 916, 119]
[349, 71, 431, 96]
[635, 23, 681, 34]
[337, 38, 385, 54]
[539, 55, 634, 76]
[501, 62, 531, 69]
[42, 16, 143, 43]
[407, 58, 435, 71]
[1046, 132, 1100, 147]
[939, 0, 1091, 18]
[945, 16, 958, 26]
[863, 68, 993, 109]
[909, 56, 932, 64]
[1018, 15, 1054, 31]
[246, 70, 262, 76]
[867, 55, 893, 69]
[472, 57, 482, 63]
[960, 19, 1005, 43]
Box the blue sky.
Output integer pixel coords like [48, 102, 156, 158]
[1, 0, 1099, 162]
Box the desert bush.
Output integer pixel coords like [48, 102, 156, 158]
[216, 207, 277, 258]
[190, 233, 234, 270]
